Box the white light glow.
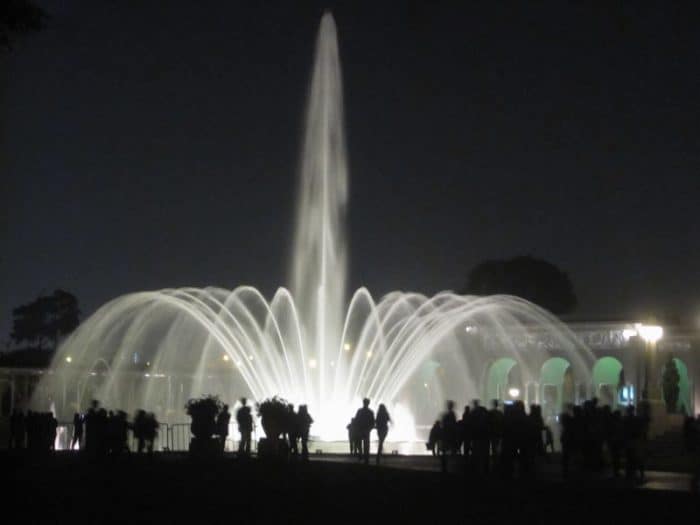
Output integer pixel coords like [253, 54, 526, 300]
[508, 387, 520, 398]
[65, 356, 72, 363]
[637, 324, 663, 343]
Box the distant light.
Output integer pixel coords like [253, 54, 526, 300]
[423, 383, 428, 388]
[146, 361, 150, 367]
[222, 354, 230, 362]
[330, 361, 335, 367]
[248, 354, 254, 361]
[366, 351, 373, 359]
[235, 361, 243, 367]
[637, 324, 663, 344]
[65, 356, 72, 363]
[144, 373, 151, 378]
[309, 358, 317, 369]
[508, 387, 520, 398]
[344, 343, 351, 351]
[465, 325, 474, 333]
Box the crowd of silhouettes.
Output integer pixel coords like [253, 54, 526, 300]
[429, 396, 700, 486]
[7, 394, 700, 491]
[9, 410, 58, 453]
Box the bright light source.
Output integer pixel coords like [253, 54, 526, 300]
[146, 361, 150, 367]
[465, 325, 475, 333]
[222, 354, 230, 362]
[423, 383, 428, 388]
[248, 354, 254, 361]
[235, 361, 242, 367]
[343, 343, 351, 351]
[308, 358, 317, 369]
[65, 356, 72, 363]
[144, 373, 151, 378]
[637, 324, 663, 343]
[508, 387, 520, 398]
[366, 351, 373, 359]
[622, 328, 638, 340]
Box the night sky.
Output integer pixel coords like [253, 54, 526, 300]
[2, 1, 699, 341]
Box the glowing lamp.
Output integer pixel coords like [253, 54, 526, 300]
[508, 387, 520, 398]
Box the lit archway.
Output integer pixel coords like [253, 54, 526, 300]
[661, 357, 692, 415]
[592, 356, 623, 408]
[540, 357, 573, 417]
[485, 358, 519, 402]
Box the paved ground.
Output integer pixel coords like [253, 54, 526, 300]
[5, 451, 698, 524]
[315, 452, 695, 492]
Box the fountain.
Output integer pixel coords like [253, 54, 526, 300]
[32, 13, 595, 442]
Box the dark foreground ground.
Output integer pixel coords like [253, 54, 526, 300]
[6, 452, 699, 524]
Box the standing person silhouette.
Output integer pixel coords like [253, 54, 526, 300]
[440, 400, 458, 473]
[236, 398, 253, 456]
[297, 405, 313, 461]
[216, 405, 231, 453]
[375, 404, 391, 465]
[71, 412, 83, 450]
[355, 398, 375, 465]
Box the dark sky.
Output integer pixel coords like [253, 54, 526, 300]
[2, 0, 699, 340]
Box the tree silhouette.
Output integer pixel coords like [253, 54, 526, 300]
[463, 255, 576, 315]
[1, 0, 46, 50]
[11, 289, 80, 350]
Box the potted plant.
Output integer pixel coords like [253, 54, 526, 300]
[185, 394, 222, 457]
[256, 396, 290, 459]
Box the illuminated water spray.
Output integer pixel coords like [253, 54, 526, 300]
[33, 13, 594, 441]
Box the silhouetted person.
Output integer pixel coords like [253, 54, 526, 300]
[216, 404, 231, 453]
[488, 400, 503, 468]
[9, 410, 25, 449]
[347, 417, 359, 455]
[623, 405, 645, 482]
[114, 410, 129, 455]
[84, 400, 100, 454]
[608, 410, 624, 477]
[375, 404, 390, 464]
[470, 400, 490, 475]
[355, 398, 375, 464]
[297, 404, 313, 460]
[459, 405, 471, 460]
[426, 420, 441, 456]
[286, 404, 299, 455]
[237, 397, 253, 456]
[71, 412, 83, 450]
[144, 413, 159, 454]
[134, 410, 148, 453]
[440, 400, 458, 472]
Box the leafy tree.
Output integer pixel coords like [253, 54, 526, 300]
[11, 289, 80, 350]
[0, 0, 46, 50]
[662, 356, 680, 413]
[463, 255, 576, 315]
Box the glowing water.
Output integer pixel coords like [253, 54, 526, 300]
[32, 13, 595, 441]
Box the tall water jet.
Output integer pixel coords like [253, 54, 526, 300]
[290, 13, 348, 427]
